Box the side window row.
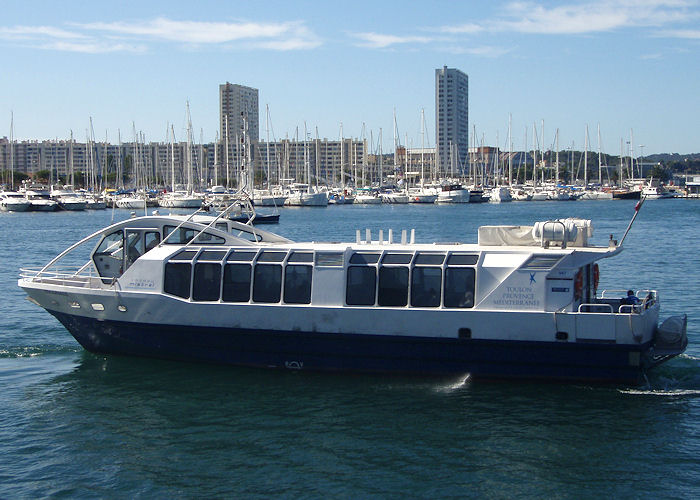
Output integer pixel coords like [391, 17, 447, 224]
[346, 266, 475, 308]
[164, 262, 312, 304]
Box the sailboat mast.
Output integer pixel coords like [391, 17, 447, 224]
[266, 104, 271, 191]
[170, 125, 176, 192]
[225, 116, 230, 189]
[597, 123, 602, 185]
[420, 109, 425, 189]
[555, 128, 559, 186]
[9, 111, 14, 190]
[584, 124, 589, 187]
[508, 114, 512, 186]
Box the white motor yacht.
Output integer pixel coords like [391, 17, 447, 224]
[0, 191, 32, 212]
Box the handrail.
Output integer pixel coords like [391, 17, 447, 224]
[577, 303, 613, 313]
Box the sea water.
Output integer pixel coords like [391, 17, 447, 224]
[1, 200, 699, 497]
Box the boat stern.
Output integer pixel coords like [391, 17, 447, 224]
[646, 314, 689, 368]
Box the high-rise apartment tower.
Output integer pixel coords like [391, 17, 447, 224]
[219, 82, 259, 142]
[435, 66, 468, 173]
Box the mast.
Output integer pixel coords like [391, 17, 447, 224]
[508, 114, 512, 186]
[584, 124, 589, 187]
[69, 130, 74, 187]
[420, 108, 425, 189]
[597, 123, 602, 185]
[532, 122, 537, 186]
[214, 131, 219, 186]
[9, 111, 14, 190]
[170, 125, 176, 192]
[340, 122, 344, 188]
[117, 129, 122, 191]
[315, 126, 320, 191]
[225, 115, 230, 189]
[266, 104, 271, 191]
[304, 122, 309, 193]
[378, 128, 383, 186]
[555, 128, 559, 186]
[186, 101, 193, 193]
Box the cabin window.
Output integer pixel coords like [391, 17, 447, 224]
[378, 267, 409, 307]
[257, 251, 287, 263]
[346, 266, 376, 305]
[95, 230, 124, 257]
[215, 222, 228, 232]
[444, 268, 476, 308]
[523, 255, 562, 270]
[93, 230, 124, 279]
[447, 254, 479, 266]
[125, 231, 144, 267]
[194, 232, 225, 244]
[411, 267, 442, 308]
[415, 253, 445, 265]
[288, 251, 314, 263]
[170, 250, 197, 261]
[192, 263, 221, 301]
[163, 225, 196, 244]
[226, 250, 257, 262]
[382, 253, 413, 265]
[284, 265, 312, 304]
[145, 231, 161, 252]
[198, 250, 227, 261]
[315, 252, 344, 267]
[164, 263, 192, 299]
[350, 253, 380, 264]
[253, 265, 282, 303]
[222, 264, 251, 302]
[232, 227, 262, 242]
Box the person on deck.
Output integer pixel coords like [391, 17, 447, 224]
[623, 290, 640, 305]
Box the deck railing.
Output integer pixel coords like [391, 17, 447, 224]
[577, 289, 658, 314]
[19, 264, 110, 288]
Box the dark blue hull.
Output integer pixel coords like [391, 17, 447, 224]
[50, 311, 650, 384]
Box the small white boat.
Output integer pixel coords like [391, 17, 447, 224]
[407, 188, 437, 204]
[252, 189, 287, 207]
[284, 184, 328, 207]
[642, 183, 675, 199]
[159, 191, 203, 209]
[354, 190, 382, 204]
[488, 186, 513, 203]
[437, 184, 470, 204]
[380, 191, 409, 204]
[116, 195, 147, 210]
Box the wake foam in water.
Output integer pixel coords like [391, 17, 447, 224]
[0, 345, 80, 358]
[434, 373, 471, 393]
[619, 388, 700, 397]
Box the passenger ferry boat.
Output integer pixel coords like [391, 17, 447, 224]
[18, 208, 687, 384]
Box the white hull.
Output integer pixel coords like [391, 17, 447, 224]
[489, 187, 513, 203]
[354, 195, 382, 204]
[437, 190, 471, 203]
[408, 190, 437, 203]
[159, 198, 203, 208]
[254, 195, 287, 206]
[285, 192, 328, 207]
[116, 198, 147, 209]
[381, 193, 409, 204]
[0, 197, 32, 212]
[28, 200, 58, 211]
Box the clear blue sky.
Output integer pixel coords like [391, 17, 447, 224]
[1, 0, 699, 155]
